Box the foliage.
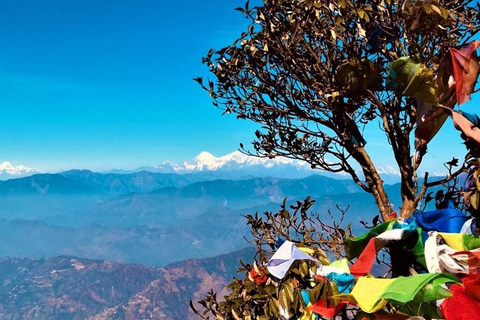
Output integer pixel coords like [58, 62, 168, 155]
[191, 198, 356, 320]
[246, 197, 351, 261]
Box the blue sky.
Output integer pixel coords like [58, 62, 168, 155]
[0, 0, 262, 171]
[0, 0, 477, 174]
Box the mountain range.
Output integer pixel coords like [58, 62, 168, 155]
[1, 150, 403, 183]
[0, 155, 445, 318]
[0, 157, 437, 268]
[143, 150, 318, 178]
[0, 172, 373, 266]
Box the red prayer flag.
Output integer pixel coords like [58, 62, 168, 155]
[349, 238, 377, 277]
[450, 40, 480, 105]
[463, 276, 480, 302]
[441, 282, 480, 319]
[308, 298, 347, 318]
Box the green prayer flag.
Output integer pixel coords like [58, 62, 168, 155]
[334, 273, 460, 313]
[386, 56, 437, 104]
[344, 220, 395, 260]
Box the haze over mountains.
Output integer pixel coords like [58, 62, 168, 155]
[1, 150, 403, 183]
[0, 151, 411, 266]
[0, 170, 375, 266]
[0, 151, 407, 318]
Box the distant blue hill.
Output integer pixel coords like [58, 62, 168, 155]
[0, 173, 101, 195]
[0, 169, 448, 267]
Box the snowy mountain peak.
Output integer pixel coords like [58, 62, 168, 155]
[181, 151, 304, 172]
[190, 152, 218, 170]
[221, 150, 248, 162]
[0, 161, 35, 173]
[0, 161, 39, 180]
[195, 151, 215, 162]
[147, 150, 312, 177]
[0, 161, 15, 171]
[220, 150, 294, 166]
[377, 165, 400, 175]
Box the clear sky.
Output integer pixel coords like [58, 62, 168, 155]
[0, 0, 477, 174]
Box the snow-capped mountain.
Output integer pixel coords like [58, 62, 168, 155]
[0, 161, 39, 180]
[132, 151, 402, 182]
[175, 151, 310, 172]
[377, 165, 400, 176]
[134, 151, 317, 179]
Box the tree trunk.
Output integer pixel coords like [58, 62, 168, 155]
[351, 146, 392, 222]
[397, 136, 418, 219]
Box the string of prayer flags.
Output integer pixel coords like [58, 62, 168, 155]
[344, 220, 396, 260]
[345, 219, 426, 276]
[260, 198, 480, 318]
[334, 273, 459, 314]
[349, 227, 423, 276]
